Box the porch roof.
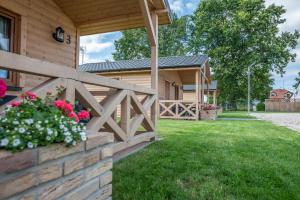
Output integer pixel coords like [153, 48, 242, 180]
[183, 81, 218, 91]
[54, 0, 171, 35]
[80, 55, 209, 73]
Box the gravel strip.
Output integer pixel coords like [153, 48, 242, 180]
[251, 113, 300, 132]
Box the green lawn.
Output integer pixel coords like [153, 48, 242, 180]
[218, 111, 255, 119]
[113, 119, 300, 200]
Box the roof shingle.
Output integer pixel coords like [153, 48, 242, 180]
[80, 55, 208, 73]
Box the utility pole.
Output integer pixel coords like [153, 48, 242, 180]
[80, 46, 86, 65]
[247, 65, 251, 113]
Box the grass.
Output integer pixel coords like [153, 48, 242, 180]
[218, 111, 255, 119]
[113, 118, 300, 200]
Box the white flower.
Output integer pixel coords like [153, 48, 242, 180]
[64, 136, 72, 143]
[17, 113, 20, 117]
[46, 136, 51, 141]
[72, 126, 77, 132]
[1, 138, 9, 146]
[81, 135, 87, 141]
[38, 121, 42, 124]
[25, 119, 33, 125]
[18, 128, 26, 134]
[27, 142, 34, 149]
[59, 124, 65, 129]
[12, 139, 21, 147]
[72, 141, 77, 146]
[13, 121, 19, 125]
[64, 132, 71, 136]
[47, 128, 53, 135]
[79, 132, 86, 137]
[36, 124, 41, 129]
[2, 118, 7, 122]
[63, 127, 68, 132]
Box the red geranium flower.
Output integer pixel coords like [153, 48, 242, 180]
[78, 110, 90, 120]
[0, 79, 7, 98]
[55, 99, 65, 109]
[11, 101, 21, 107]
[21, 91, 37, 101]
[63, 103, 73, 113]
[68, 112, 79, 122]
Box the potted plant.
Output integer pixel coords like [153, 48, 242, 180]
[200, 104, 217, 120]
[0, 90, 90, 152]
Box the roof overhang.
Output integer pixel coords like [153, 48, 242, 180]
[54, 0, 171, 35]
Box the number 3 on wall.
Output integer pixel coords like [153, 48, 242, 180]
[66, 35, 71, 44]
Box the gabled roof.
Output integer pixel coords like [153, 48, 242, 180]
[183, 80, 218, 91]
[270, 89, 293, 99]
[80, 55, 209, 73]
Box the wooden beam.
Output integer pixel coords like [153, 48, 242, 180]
[139, 0, 157, 46]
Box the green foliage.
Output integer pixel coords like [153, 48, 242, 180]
[256, 102, 265, 111]
[0, 93, 87, 152]
[113, 13, 189, 60]
[189, 0, 300, 104]
[293, 72, 300, 89]
[114, 119, 300, 199]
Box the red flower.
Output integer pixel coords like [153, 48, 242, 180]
[0, 79, 7, 98]
[55, 99, 65, 109]
[64, 103, 73, 113]
[11, 101, 21, 107]
[68, 112, 79, 122]
[21, 91, 37, 101]
[78, 110, 90, 120]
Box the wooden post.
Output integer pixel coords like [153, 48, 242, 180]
[150, 12, 158, 126]
[213, 90, 217, 105]
[195, 69, 201, 120]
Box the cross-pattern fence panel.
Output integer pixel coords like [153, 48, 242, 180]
[159, 100, 199, 120]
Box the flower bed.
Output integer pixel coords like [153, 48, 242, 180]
[0, 88, 90, 152]
[200, 104, 217, 120]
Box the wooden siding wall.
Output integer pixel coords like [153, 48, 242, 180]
[183, 91, 196, 101]
[0, 0, 78, 90]
[159, 70, 183, 100]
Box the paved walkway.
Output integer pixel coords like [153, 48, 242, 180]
[251, 113, 300, 132]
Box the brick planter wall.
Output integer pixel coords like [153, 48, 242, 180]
[0, 132, 114, 200]
[200, 110, 217, 120]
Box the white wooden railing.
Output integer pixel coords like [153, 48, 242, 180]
[0, 51, 157, 153]
[159, 100, 199, 120]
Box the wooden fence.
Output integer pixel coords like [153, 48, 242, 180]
[0, 51, 157, 154]
[159, 100, 199, 120]
[265, 99, 300, 112]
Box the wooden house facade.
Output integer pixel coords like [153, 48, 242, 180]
[80, 55, 216, 120]
[0, 0, 171, 199]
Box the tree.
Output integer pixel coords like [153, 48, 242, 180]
[189, 0, 299, 105]
[293, 72, 300, 90]
[113, 13, 189, 60]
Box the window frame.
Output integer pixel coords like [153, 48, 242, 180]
[0, 7, 21, 86]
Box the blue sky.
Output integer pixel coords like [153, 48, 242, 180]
[80, 0, 300, 92]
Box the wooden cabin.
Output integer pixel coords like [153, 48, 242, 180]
[80, 55, 216, 120]
[0, 0, 171, 199]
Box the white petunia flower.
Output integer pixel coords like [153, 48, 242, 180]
[81, 135, 87, 141]
[46, 136, 51, 141]
[63, 127, 68, 132]
[47, 128, 53, 135]
[45, 120, 49, 123]
[13, 121, 19, 125]
[59, 124, 65, 129]
[17, 113, 20, 117]
[72, 126, 77, 132]
[72, 141, 77, 146]
[0, 138, 9, 146]
[18, 128, 26, 134]
[27, 142, 34, 149]
[64, 136, 72, 143]
[12, 139, 21, 147]
[38, 121, 42, 124]
[64, 132, 71, 136]
[36, 124, 41, 129]
[25, 119, 33, 125]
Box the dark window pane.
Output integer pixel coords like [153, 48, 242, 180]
[0, 15, 11, 79]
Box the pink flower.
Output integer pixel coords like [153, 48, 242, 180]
[21, 91, 37, 101]
[78, 110, 90, 120]
[0, 79, 7, 98]
[64, 103, 73, 113]
[68, 112, 79, 122]
[11, 101, 21, 107]
[55, 99, 65, 109]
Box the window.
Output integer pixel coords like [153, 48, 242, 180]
[0, 7, 20, 86]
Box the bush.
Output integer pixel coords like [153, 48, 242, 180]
[256, 102, 265, 111]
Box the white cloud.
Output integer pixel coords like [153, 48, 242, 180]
[169, 0, 184, 13]
[80, 34, 113, 53]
